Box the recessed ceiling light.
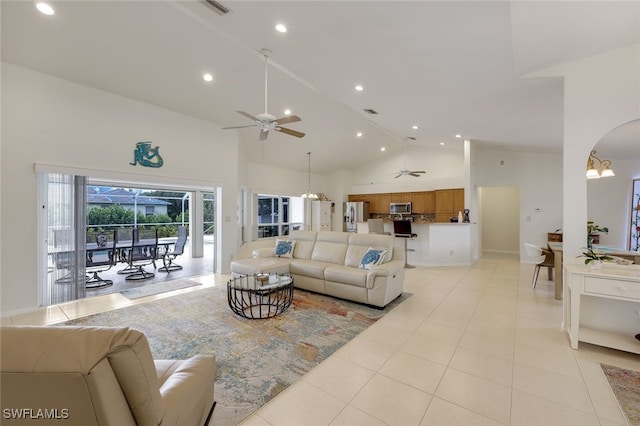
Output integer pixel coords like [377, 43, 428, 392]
[36, 2, 55, 15]
[356, 132, 363, 138]
[202, 73, 213, 82]
[412, 125, 419, 130]
[354, 85, 364, 92]
[455, 134, 462, 138]
[440, 142, 446, 146]
[284, 109, 291, 115]
[380, 147, 386, 152]
[275, 24, 287, 33]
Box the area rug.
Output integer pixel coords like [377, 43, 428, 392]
[62, 285, 409, 425]
[601, 363, 640, 426]
[120, 278, 202, 299]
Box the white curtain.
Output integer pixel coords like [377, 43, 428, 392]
[39, 173, 86, 306]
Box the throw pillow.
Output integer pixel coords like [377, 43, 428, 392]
[359, 247, 388, 270]
[274, 239, 296, 258]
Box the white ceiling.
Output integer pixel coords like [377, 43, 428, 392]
[2, 1, 638, 175]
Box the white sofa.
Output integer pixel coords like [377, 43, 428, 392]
[231, 230, 405, 308]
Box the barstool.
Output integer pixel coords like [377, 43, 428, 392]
[393, 220, 417, 268]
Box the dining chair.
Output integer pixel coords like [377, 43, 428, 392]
[85, 230, 118, 288]
[367, 218, 390, 235]
[524, 243, 554, 288]
[126, 228, 158, 281]
[159, 225, 188, 272]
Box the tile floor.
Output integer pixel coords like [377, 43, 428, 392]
[3, 253, 639, 426]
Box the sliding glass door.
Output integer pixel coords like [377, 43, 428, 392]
[38, 173, 86, 306]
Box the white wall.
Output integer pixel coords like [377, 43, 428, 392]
[473, 148, 564, 251]
[1, 63, 242, 314]
[530, 45, 640, 258]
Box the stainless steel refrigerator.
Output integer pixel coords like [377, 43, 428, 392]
[343, 202, 370, 232]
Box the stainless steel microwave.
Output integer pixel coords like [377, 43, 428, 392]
[390, 202, 412, 214]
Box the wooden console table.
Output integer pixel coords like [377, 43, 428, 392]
[563, 262, 640, 354]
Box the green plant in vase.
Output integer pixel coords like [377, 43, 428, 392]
[578, 247, 612, 269]
[587, 221, 608, 249]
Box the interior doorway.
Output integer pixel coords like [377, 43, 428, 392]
[479, 185, 520, 255]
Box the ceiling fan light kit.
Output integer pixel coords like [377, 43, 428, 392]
[222, 48, 305, 141]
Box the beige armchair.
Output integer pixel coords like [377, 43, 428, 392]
[0, 326, 215, 426]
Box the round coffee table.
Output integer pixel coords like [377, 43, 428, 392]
[227, 273, 294, 319]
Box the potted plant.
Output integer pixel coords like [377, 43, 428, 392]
[578, 247, 612, 270]
[587, 221, 608, 249]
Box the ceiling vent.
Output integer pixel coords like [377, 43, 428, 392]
[202, 0, 231, 15]
[363, 109, 379, 115]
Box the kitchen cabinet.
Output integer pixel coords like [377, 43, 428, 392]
[425, 191, 435, 213]
[435, 188, 464, 222]
[379, 193, 391, 213]
[412, 192, 426, 213]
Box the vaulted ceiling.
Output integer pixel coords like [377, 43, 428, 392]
[2, 1, 638, 174]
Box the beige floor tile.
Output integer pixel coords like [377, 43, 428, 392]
[399, 334, 457, 366]
[302, 356, 375, 402]
[413, 320, 465, 346]
[435, 368, 512, 424]
[513, 342, 581, 379]
[56, 292, 133, 320]
[351, 374, 432, 426]
[257, 380, 345, 426]
[449, 346, 514, 387]
[5, 305, 68, 326]
[357, 321, 411, 348]
[238, 413, 272, 426]
[329, 405, 388, 426]
[420, 397, 505, 426]
[458, 330, 515, 361]
[379, 350, 447, 394]
[427, 306, 474, 330]
[574, 357, 628, 424]
[510, 389, 600, 426]
[512, 363, 595, 415]
[335, 336, 399, 371]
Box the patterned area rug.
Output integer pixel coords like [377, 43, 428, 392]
[119, 278, 202, 299]
[601, 363, 640, 426]
[64, 285, 408, 425]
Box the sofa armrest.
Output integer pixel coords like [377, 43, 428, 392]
[157, 355, 216, 426]
[364, 260, 404, 289]
[253, 247, 276, 258]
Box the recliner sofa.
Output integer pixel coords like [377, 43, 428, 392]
[231, 230, 405, 308]
[0, 326, 216, 426]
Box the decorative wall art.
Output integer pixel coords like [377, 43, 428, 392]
[130, 141, 163, 168]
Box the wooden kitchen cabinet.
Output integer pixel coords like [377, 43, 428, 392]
[411, 192, 426, 213]
[435, 188, 464, 222]
[378, 193, 391, 213]
[425, 191, 435, 213]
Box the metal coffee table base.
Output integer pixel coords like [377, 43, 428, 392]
[227, 274, 294, 319]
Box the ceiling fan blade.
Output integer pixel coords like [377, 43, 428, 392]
[236, 110, 258, 121]
[259, 129, 269, 141]
[275, 115, 301, 125]
[408, 173, 421, 177]
[394, 174, 402, 179]
[221, 124, 258, 130]
[275, 126, 305, 138]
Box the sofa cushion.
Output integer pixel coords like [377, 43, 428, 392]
[324, 264, 368, 288]
[289, 230, 317, 260]
[274, 239, 296, 258]
[289, 259, 332, 279]
[230, 257, 290, 275]
[359, 247, 389, 270]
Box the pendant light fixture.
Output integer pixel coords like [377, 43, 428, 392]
[301, 152, 318, 199]
[586, 150, 615, 179]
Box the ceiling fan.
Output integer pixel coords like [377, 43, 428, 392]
[222, 48, 305, 141]
[394, 138, 426, 178]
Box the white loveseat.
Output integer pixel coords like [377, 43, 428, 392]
[230, 230, 405, 308]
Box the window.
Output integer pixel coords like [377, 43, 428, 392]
[257, 195, 304, 238]
[630, 179, 640, 251]
[145, 205, 155, 216]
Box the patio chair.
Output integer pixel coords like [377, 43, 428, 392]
[126, 228, 158, 281]
[86, 230, 117, 288]
[159, 225, 188, 272]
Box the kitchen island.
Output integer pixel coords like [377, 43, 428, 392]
[358, 221, 478, 266]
